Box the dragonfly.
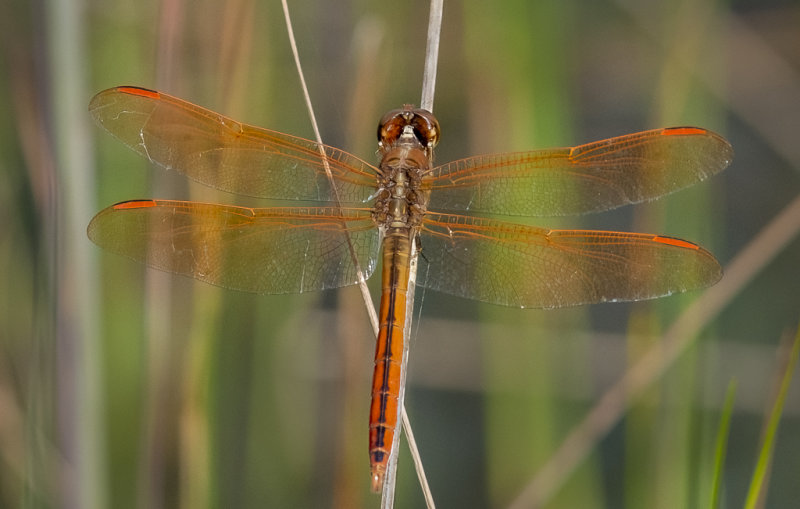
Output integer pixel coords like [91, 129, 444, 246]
[87, 86, 732, 492]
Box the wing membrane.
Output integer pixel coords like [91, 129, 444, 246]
[89, 87, 377, 203]
[428, 127, 733, 216]
[87, 200, 379, 293]
[419, 212, 722, 308]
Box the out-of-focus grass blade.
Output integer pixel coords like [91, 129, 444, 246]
[709, 380, 736, 509]
[743, 323, 800, 509]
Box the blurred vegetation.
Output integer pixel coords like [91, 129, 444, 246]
[1, 0, 799, 508]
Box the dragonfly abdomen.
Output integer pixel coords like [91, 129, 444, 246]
[369, 229, 413, 492]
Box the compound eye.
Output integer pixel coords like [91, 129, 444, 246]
[378, 106, 441, 148]
[410, 109, 440, 148]
[377, 109, 406, 145]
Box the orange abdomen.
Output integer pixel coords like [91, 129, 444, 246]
[368, 231, 412, 492]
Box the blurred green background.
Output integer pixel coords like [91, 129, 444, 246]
[1, 0, 799, 507]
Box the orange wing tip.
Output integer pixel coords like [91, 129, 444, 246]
[652, 235, 700, 250]
[116, 86, 160, 99]
[112, 200, 158, 210]
[661, 126, 707, 136]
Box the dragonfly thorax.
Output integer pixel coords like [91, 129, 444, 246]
[372, 128, 433, 231]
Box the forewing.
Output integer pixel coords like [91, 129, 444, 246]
[89, 87, 377, 203]
[428, 127, 732, 216]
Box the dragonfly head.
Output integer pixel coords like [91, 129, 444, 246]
[378, 105, 440, 154]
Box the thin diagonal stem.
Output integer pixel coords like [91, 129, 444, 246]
[509, 193, 800, 509]
[279, 0, 379, 330]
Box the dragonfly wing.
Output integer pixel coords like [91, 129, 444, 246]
[419, 213, 722, 308]
[88, 200, 379, 294]
[89, 87, 377, 203]
[428, 127, 732, 216]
